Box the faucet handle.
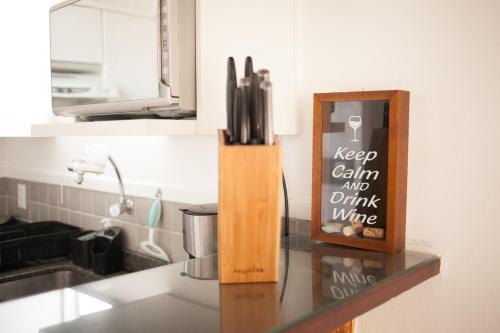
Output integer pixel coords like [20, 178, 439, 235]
[109, 203, 123, 218]
[109, 199, 134, 218]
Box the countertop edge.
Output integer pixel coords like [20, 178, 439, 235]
[283, 256, 441, 333]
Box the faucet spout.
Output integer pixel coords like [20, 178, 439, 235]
[67, 149, 134, 218]
[75, 173, 84, 185]
[108, 156, 134, 216]
[68, 157, 88, 185]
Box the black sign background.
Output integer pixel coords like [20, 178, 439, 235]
[320, 100, 389, 237]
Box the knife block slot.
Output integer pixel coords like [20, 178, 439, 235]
[218, 130, 282, 284]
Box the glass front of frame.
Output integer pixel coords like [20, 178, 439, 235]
[321, 100, 389, 241]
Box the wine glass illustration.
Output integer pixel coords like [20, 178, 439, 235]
[349, 116, 362, 142]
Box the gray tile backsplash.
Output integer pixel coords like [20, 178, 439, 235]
[0, 177, 309, 264]
[133, 196, 152, 226]
[79, 189, 94, 214]
[163, 201, 186, 233]
[35, 182, 49, 204]
[38, 204, 49, 221]
[118, 221, 139, 253]
[65, 187, 81, 211]
[0, 177, 189, 263]
[48, 184, 60, 207]
[290, 218, 311, 236]
[6, 179, 16, 197]
[0, 197, 6, 216]
[0, 178, 7, 195]
[93, 191, 107, 216]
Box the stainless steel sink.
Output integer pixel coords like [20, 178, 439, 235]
[0, 251, 165, 303]
[0, 269, 99, 302]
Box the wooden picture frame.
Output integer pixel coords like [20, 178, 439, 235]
[311, 91, 409, 253]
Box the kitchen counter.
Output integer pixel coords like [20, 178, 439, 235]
[0, 249, 164, 303]
[0, 235, 440, 333]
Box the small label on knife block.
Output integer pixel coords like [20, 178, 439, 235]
[218, 130, 282, 284]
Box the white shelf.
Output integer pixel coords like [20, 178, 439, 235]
[31, 119, 198, 137]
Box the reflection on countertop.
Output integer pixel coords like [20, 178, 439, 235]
[0, 235, 439, 333]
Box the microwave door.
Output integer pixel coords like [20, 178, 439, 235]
[158, 0, 196, 113]
[160, 0, 177, 97]
[50, 0, 196, 118]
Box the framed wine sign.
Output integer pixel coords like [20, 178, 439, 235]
[311, 91, 410, 253]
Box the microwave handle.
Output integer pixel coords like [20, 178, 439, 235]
[160, 0, 180, 98]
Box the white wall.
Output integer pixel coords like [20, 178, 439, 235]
[0, 1, 57, 135]
[297, 0, 500, 332]
[1, 0, 500, 332]
[0, 136, 219, 203]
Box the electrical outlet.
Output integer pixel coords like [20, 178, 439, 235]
[17, 184, 27, 210]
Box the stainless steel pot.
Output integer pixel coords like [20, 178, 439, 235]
[180, 204, 217, 259]
[182, 255, 218, 280]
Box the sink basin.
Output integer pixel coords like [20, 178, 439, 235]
[0, 269, 99, 302]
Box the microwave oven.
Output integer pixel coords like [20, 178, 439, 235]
[50, 0, 196, 119]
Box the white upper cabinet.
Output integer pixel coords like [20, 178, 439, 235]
[196, 0, 301, 136]
[34, 0, 301, 137]
[50, 6, 104, 64]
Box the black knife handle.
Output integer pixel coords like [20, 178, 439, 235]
[226, 80, 236, 139]
[232, 87, 243, 144]
[228, 57, 237, 82]
[226, 58, 237, 143]
[245, 56, 254, 78]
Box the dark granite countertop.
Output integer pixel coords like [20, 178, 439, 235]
[0, 235, 440, 333]
[0, 250, 166, 303]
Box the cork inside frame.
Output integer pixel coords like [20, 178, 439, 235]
[311, 91, 409, 254]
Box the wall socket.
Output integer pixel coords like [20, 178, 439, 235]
[17, 184, 27, 210]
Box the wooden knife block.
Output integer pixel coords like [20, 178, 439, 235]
[218, 130, 282, 284]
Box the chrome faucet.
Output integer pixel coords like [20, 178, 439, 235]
[68, 145, 134, 218]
